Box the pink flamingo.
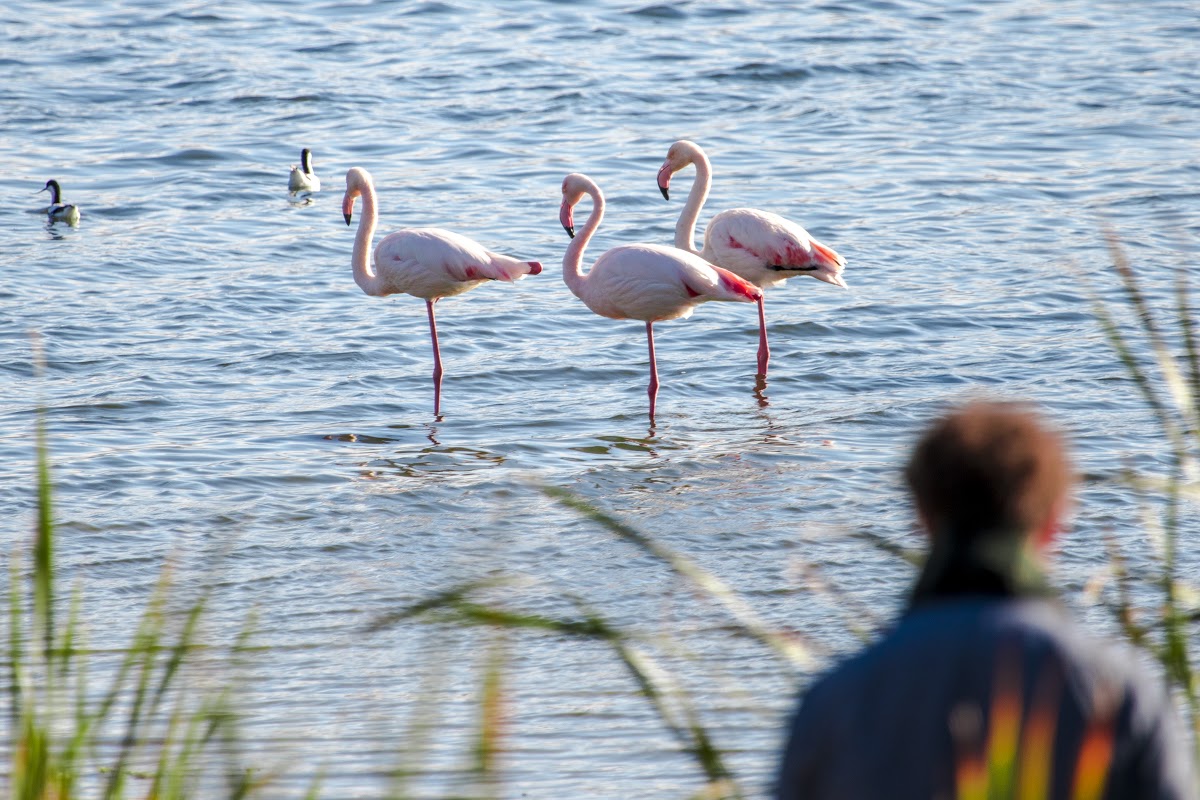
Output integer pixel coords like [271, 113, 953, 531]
[657, 140, 847, 379]
[560, 172, 763, 418]
[342, 167, 542, 417]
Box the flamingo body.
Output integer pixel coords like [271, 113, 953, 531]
[657, 141, 847, 377]
[369, 227, 539, 300]
[560, 172, 761, 418]
[700, 207, 846, 289]
[574, 242, 760, 322]
[289, 148, 321, 194]
[342, 167, 542, 416]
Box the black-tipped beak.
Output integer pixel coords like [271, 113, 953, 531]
[344, 213, 352, 225]
[563, 223, 575, 239]
[656, 162, 674, 201]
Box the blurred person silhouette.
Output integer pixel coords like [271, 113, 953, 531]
[775, 400, 1196, 799]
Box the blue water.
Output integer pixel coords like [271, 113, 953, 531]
[2, 0, 1199, 796]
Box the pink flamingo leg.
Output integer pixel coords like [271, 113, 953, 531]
[645, 321, 659, 418]
[756, 297, 770, 378]
[426, 299, 443, 417]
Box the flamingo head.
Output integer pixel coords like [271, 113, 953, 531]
[657, 140, 701, 201]
[804, 240, 849, 289]
[343, 167, 370, 225]
[812, 267, 848, 289]
[811, 241, 849, 291]
[560, 173, 590, 239]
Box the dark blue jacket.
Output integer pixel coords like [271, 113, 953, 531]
[775, 555, 1196, 799]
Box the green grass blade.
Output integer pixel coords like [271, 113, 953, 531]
[1176, 267, 1200, 448]
[408, 593, 743, 794]
[1084, 276, 1177, 450]
[845, 528, 923, 566]
[387, 630, 449, 799]
[7, 556, 25, 734]
[49, 586, 88, 794]
[301, 771, 325, 800]
[366, 577, 506, 634]
[102, 567, 174, 799]
[147, 694, 188, 800]
[607, 631, 738, 792]
[1104, 235, 1200, 438]
[470, 631, 507, 799]
[541, 485, 813, 669]
[149, 593, 207, 719]
[33, 393, 54, 662]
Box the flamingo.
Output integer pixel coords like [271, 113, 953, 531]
[560, 172, 762, 418]
[656, 140, 847, 379]
[289, 148, 321, 194]
[342, 167, 542, 417]
[39, 179, 80, 226]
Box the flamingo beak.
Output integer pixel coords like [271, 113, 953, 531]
[657, 162, 673, 200]
[343, 212, 352, 225]
[559, 201, 575, 239]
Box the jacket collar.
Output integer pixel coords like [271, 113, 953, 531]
[908, 529, 1054, 610]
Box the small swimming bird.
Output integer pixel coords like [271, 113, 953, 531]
[289, 148, 321, 194]
[342, 167, 542, 417]
[560, 172, 762, 418]
[40, 179, 80, 226]
[657, 140, 846, 378]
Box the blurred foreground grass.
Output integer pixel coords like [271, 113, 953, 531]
[5, 239, 1198, 798]
[1081, 234, 1200, 747]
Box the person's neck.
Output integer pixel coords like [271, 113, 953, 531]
[909, 527, 1053, 609]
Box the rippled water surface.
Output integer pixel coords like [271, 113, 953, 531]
[2, 0, 1199, 796]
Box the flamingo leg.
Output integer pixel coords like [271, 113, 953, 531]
[646, 321, 659, 419]
[426, 299, 443, 417]
[756, 297, 770, 378]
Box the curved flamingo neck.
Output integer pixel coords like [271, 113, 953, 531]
[350, 174, 384, 296]
[563, 182, 605, 299]
[674, 146, 710, 256]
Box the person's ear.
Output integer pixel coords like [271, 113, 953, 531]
[1033, 498, 1069, 552]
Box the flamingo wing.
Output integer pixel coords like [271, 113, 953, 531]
[704, 208, 846, 288]
[373, 227, 538, 299]
[583, 244, 759, 322]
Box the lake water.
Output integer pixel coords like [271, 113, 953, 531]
[2, 0, 1199, 796]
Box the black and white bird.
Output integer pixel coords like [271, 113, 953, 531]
[40, 179, 80, 225]
[288, 148, 321, 194]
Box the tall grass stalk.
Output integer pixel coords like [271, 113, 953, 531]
[385, 630, 450, 799]
[1083, 235, 1200, 751]
[539, 485, 814, 671]
[467, 630, 507, 800]
[5, 398, 259, 797]
[371, 588, 741, 798]
[369, 482, 877, 798]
